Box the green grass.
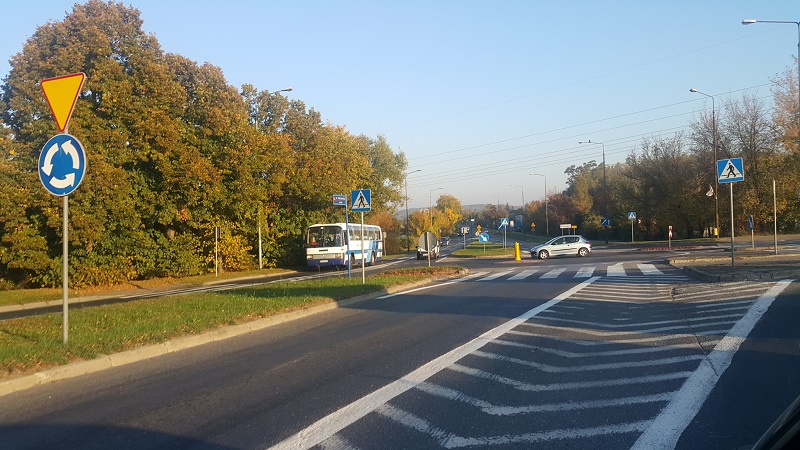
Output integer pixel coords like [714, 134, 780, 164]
[0, 268, 294, 308]
[451, 242, 518, 258]
[0, 266, 462, 379]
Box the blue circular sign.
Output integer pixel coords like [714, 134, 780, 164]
[478, 232, 490, 243]
[38, 134, 87, 196]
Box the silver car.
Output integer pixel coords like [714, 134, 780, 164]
[530, 235, 592, 259]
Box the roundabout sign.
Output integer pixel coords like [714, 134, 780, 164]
[38, 134, 86, 196]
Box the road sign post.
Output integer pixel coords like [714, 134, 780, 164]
[628, 212, 637, 242]
[351, 189, 371, 284]
[717, 158, 744, 269]
[333, 194, 351, 278]
[39, 73, 86, 345]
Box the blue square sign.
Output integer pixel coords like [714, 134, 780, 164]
[717, 158, 744, 184]
[351, 189, 371, 212]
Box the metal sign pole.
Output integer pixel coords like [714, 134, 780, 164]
[361, 212, 365, 284]
[62, 195, 69, 344]
[730, 183, 735, 269]
[345, 205, 351, 278]
[773, 180, 778, 255]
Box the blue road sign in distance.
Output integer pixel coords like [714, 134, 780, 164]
[39, 134, 86, 196]
[478, 232, 489, 243]
[601, 218, 612, 227]
[351, 189, 371, 212]
[627, 212, 637, 221]
[717, 158, 744, 184]
[332, 194, 347, 206]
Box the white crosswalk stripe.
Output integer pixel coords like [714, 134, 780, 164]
[541, 268, 566, 278]
[508, 269, 538, 280]
[465, 264, 690, 282]
[637, 263, 663, 275]
[606, 263, 626, 277]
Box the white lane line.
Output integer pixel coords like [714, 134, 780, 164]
[637, 263, 663, 275]
[477, 270, 515, 281]
[508, 269, 538, 280]
[375, 272, 490, 299]
[606, 263, 626, 276]
[267, 277, 601, 450]
[574, 267, 595, 278]
[632, 280, 793, 450]
[540, 268, 566, 279]
[376, 403, 654, 449]
[448, 363, 693, 392]
[491, 338, 704, 357]
[533, 313, 743, 329]
[415, 381, 673, 415]
[473, 350, 704, 372]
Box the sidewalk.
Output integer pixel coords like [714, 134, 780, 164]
[669, 252, 800, 282]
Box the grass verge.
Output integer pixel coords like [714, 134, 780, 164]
[0, 266, 463, 379]
[451, 242, 517, 258]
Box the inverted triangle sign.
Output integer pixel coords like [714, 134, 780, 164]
[41, 73, 85, 133]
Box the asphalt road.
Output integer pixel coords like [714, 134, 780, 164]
[1, 246, 798, 449]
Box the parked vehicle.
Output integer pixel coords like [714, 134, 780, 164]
[416, 233, 440, 259]
[306, 223, 383, 267]
[530, 235, 591, 259]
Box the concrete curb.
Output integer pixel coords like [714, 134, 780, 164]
[0, 276, 448, 398]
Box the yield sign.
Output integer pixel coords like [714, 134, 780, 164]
[41, 73, 85, 133]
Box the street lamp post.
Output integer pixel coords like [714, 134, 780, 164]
[257, 87, 294, 269]
[689, 88, 720, 239]
[510, 184, 525, 233]
[529, 173, 548, 236]
[429, 187, 443, 229]
[578, 140, 608, 244]
[404, 169, 421, 252]
[742, 19, 800, 129]
[490, 193, 500, 229]
[510, 184, 525, 211]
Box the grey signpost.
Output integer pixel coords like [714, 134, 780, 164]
[351, 189, 371, 284]
[717, 158, 744, 269]
[39, 73, 86, 344]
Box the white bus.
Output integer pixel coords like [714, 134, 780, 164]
[306, 223, 384, 268]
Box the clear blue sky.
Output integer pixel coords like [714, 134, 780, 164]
[2, 1, 798, 209]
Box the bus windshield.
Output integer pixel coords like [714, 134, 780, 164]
[307, 225, 343, 247]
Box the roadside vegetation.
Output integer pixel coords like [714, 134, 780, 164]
[0, 266, 463, 379]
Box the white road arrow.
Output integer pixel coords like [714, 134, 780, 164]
[41, 142, 59, 176]
[61, 139, 80, 169]
[49, 173, 75, 189]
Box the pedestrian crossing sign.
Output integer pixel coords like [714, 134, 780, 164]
[717, 158, 744, 183]
[351, 189, 371, 212]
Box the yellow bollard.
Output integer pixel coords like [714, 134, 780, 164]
[514, 242, 521, 261]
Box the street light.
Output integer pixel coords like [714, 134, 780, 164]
[404, 169, 421, 252]
[490, 193, 500, 229]
[742, 19, 800, 128]
[510, 184, 525, 211]
[578, 140, 608, 244]
[429, 187, 443, 229]
[257, 87, 294, 269]
[529, 173, 548, 236]
[689, 88, 720, 238]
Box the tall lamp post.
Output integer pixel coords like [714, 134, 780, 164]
[578, 140, 608, 244]
[490, 193, 500, 229]
[510, 184, 525, 233]
[742, 19, 800, 129]
[258, 87, 293, 269]
[429, 187, 443, 229]
[689, 88, 720, 239]
[510, 184, 525, 211]
[529, 173, 548, 236]
[404, 169, 421, 252]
